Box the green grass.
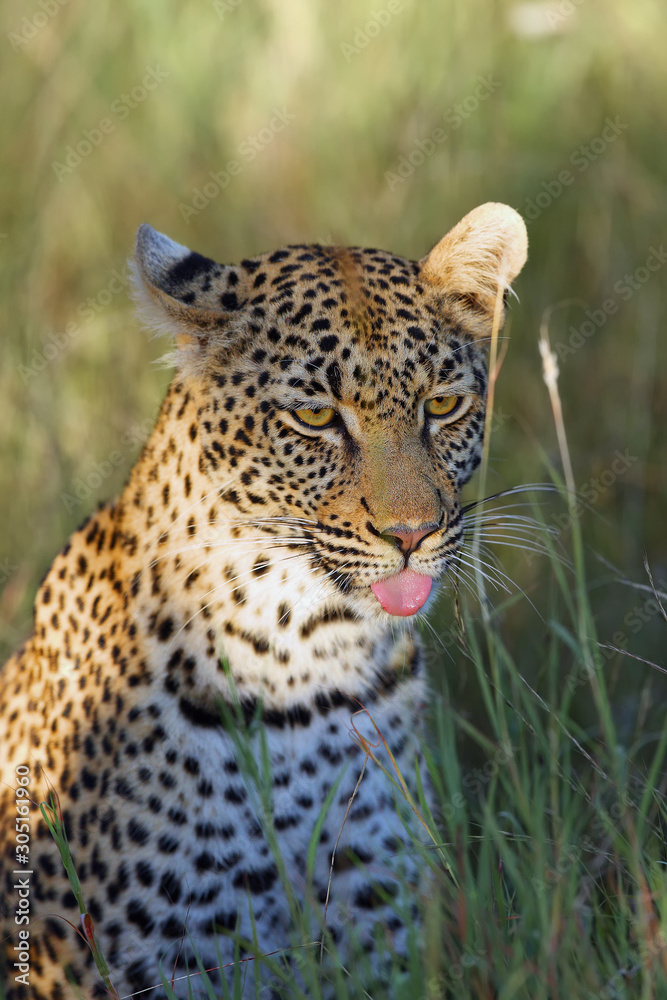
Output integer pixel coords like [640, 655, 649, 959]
[1, 0, 666, 995]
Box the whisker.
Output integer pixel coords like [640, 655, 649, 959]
[454, 553, 511, 593]
[464, 522, 550, 542]
[451, 547, 546, 622]
[462, 522, 573, 570]
[463, 533, 557, 560]
[148, 484, 322, 546]
[472, 539, 552, 568]
[447, 562, 487, 603]
[461, 482, 560, 514]
[464, 510, 553, 528]
[419, 614, 457, 664]
[142, 537, 313, 574]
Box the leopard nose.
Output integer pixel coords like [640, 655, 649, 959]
[380, 522, 440, 557]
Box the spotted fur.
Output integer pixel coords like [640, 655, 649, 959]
[0, 203, 527, 997]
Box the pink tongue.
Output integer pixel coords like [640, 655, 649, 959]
[371, 570, 433, 617]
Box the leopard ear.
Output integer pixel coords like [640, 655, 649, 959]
[132, 225, 246, 347]
[420, 202, 528, 320]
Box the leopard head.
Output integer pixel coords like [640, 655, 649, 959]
[133, 203, 527, 619]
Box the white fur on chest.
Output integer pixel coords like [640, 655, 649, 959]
[175, 532, 400, 708]
[123, 673, 426, 985]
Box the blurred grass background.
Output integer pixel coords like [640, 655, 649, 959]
[1, 0, 665, 724]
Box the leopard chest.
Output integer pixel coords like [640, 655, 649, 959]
[79, 674, 427, 977]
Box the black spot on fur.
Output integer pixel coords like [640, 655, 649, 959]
[167, 251, 216, 290]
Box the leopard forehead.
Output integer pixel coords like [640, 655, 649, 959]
[135, 205, 528, 365]
[162, 241, 487, 410]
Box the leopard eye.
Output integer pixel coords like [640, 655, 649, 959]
[424, 395, 460, 418]
[293, 407, 337, 428]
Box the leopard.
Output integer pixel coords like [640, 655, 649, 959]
[0, 202, 527, 998]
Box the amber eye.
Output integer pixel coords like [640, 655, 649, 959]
[425, 395, 460, 417]
[294, 407, 337, 428]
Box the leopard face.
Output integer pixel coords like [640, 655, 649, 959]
[135, 202, 527, 622]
